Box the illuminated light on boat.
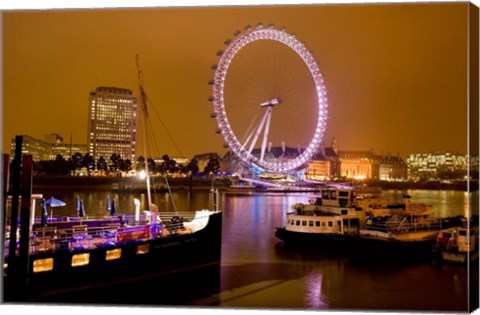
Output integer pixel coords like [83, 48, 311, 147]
[136, 244, 150, 255]
[33, 258, 54, 273]
[71, 253, 90, 267]
[105, 248, 122, 261]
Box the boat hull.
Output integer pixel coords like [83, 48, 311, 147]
[275, 227, 437, 259]
[275, 227, 358, 251]
[438, 250, 480, 264]
[4, 211, 222, 302]
[353, 236, 437, 259]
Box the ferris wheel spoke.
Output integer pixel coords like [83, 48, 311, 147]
[246, 107, 270, 156]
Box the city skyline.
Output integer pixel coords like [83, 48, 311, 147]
[2, 2, 476, 161]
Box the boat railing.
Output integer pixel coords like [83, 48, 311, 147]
[365, 216, 443, 234]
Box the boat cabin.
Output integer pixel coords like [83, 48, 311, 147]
[315, 187, 356, 208]
[285, 212, 344, 234]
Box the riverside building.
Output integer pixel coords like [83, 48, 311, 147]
[10, 134, 87, 162]
[88, 87, 138, 163]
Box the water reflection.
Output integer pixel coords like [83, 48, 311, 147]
[381, 189, 477, 218]
[305, 272, 328, 308]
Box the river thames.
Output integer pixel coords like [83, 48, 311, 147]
[18, 186, 480, 312]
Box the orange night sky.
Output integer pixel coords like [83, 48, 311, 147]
[2, 2, 474, 160]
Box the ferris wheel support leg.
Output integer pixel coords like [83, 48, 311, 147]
[247, 109, 270, 156]
[260, 107, 273, 162]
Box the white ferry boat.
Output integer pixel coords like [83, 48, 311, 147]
[275, 185, 378, 249]
[275, 185, 462, 256]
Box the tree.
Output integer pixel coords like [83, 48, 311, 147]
[109, 153, 121, 173]
[136, 156, 146, 172]
[83, 153, 95, 176]
[161, 154, 179, 174]
[204, 156, 221, 174]
[53, 154, 70, 175]
[97, 156, 108, 175]
[184, 158, 199, 175]
[70, 152, 84, 175]
[119, 158, 132, 173]
[147, 158, 157, 174]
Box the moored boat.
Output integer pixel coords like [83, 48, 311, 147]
[433, 220, 479, 265]
[275, 185, 377, 250]
[3, 56, 223, 302]
[275, 185, 465, 258]
[3, 176, 222, 302]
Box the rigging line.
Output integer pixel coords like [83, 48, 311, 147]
[146, 98, 184, 157]
[164, 172, 177, 213]
[145, 108, 177, 211]
[145, 120, 159, 203]
[139, 114, 159, 206]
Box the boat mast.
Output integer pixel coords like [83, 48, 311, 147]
[136, 54, 152, 212]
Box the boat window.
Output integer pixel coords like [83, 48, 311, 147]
[137, 244, 150, 255]
[315, 221, 320, 227]
[330, 191, 337, 199]
[459, 230, 467, 236]
[339, 198, 348, 207]
[33, 258, 54, 273]
[338, 191, 349, 197]
[72, 253, 90, 267]
[341, 210, 348, 215]
[302, 221, 307, 226]
[350, 218, 360, 228]
[322, 190, 329, 199]
[296, 220, 300, 226]
[106, 248, 122, 261]
[328, 221, 333, 227]
[309, 221, 314, 227]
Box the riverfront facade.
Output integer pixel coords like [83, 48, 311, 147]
[10, 134, 87, 162]
[87, 87, 138, 162]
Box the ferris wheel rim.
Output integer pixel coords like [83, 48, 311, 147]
[211, 26, 329, 173]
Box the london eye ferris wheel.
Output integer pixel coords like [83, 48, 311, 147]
[209, 23, 329, 174]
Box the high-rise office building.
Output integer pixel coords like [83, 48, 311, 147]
[88, 87, 138, 163]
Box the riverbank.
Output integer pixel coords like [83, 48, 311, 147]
[28, 175, 479, 192]
[364, 179, 478, 192]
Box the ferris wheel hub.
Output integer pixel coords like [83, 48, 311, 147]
[260, 97, 282, 107]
